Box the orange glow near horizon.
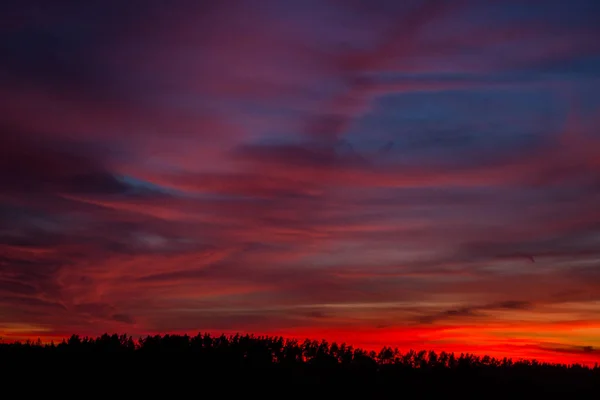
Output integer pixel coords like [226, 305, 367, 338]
[5, 322, 600, 366]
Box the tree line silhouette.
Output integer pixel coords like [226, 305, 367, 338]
[1, 333, 598, 396]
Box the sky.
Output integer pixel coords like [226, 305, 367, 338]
[1, 0, 600, 365]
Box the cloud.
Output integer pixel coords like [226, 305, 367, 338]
[1, 0, 600, 365]
[111, 313, 135, 324]
[538, 343, 598, 355]
[0, 296, 66, 312]
[0, 130, 128, 196]
[0, 279, 37, 296]
[417, 300, 533, 324]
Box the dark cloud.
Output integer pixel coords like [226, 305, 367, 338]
[539, 343, 598, 355]
[71, 302, 135, 325]
[305, 310, 329, 320]
[0, 280, 37, 296]
[148, 313, 292, 333]
[418, 300, 532, 324]
[458, 236, 600, 266]
[0, 253, 64, 300]
[495, 300, 531, 310]
[0, 130, 127, 196]
[0, 295, 66, 311]
[232, 141, 369, 170]
[112, 313, 135, 324]
[72, 302, 115, 316]
[0, 0, 217, 99]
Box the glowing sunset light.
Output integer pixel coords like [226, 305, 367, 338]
[1, 0, 600, 366]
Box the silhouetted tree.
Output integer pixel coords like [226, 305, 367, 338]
[1, 332, 598, 396]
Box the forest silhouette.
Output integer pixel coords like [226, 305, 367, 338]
[2, 332, 598, 396]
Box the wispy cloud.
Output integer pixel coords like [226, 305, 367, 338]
[1, 0, 599, 364]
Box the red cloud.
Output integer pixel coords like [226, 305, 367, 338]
[2, 0, 600, 365]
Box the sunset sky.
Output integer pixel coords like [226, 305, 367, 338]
[1, 0, 600, 365]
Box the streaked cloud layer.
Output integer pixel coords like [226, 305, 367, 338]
[1, 0, 600, 364]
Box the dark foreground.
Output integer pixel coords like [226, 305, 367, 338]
[1, 333, 598, 397]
